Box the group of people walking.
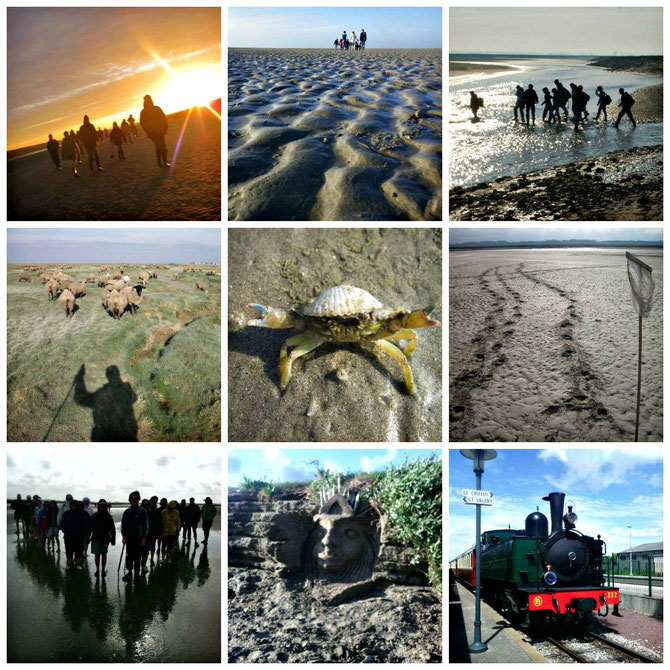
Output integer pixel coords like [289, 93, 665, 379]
[469, 79, 638, 131]
[11, 491, 217, 582]
[334, 29, 367, 50]
[45, 94, 171, 177]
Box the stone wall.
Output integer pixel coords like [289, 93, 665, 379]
[228, 497, 428, 585]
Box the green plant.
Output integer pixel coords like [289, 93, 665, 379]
[309, 468, 355, 501]
[240, 475, 271, 492]
[370, 455, 442, 589]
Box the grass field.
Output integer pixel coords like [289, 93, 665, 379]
[8, 263, 221, 442]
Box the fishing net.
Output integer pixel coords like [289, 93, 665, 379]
[626, 252, 654, 317]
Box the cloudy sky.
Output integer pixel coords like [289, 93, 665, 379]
[450, 227, 663, 245]
[8, 446, 221, 503]
[228, 448, 441, 488]
[450, 8, 662, 56]
[8, 7, 221, 149]
[449, 448, 663, 558]
[229, 7, 441, 48]
[8, 228, 220, 264]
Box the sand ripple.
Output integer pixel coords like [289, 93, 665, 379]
[228, 48, 442, 221]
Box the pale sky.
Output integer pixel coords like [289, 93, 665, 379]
[450, 228, 663, 245]
[450, 8, 662, 56]
[229, 7, 441, 48]
[8, 228, 221, 263]
[450, 449, 662, 557]
[228, 448, 441, 488]
[8, 447, 221, 503]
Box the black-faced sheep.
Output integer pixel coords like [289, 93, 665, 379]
[18, 274, 32, 282]
[85, 273, 96, 283]
[97, 273, 110, 287]
[121, 284, 144, 315]
[138, 271, 150, 283]
[58, 288, 75, 317]
[195, 281, 209, 294]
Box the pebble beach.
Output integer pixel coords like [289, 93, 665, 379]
[229, 48, 442, 221]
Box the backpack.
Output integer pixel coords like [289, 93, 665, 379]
[604, 94, 612, 105]
[477, 96, 484, 107]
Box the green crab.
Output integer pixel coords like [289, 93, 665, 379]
[246, 284, 440, 394]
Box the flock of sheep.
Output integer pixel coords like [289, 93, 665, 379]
[17, 264, 212, 319]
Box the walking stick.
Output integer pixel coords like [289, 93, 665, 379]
[634, 315, 642, 442]
[117, 543, 125, 575]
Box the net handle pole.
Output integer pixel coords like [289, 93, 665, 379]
[635, 315, 642, 442]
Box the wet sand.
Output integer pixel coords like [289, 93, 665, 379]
[228, 228, 442, 442]
[449, 144, 663, 221]
[8, 108, 221, 221]
[7, 508, 221, 662]
[229, 49, 441, 221]
[630, 84, 663, 123]
[449, 60, 518, 77]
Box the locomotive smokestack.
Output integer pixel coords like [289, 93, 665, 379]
[542, 492, 565, 536]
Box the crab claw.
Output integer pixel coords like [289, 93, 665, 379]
[246, 304, 295, 329]
[403, 302, 441, 329]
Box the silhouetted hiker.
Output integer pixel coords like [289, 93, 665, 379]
[594, 86, 611, 121]
[554, 79, 570, 120]
[69, 128, 83, 166]
[523, 84, 538, 125]
[109, 122, 126, 159]
[333, 37, 339, 49]
[572, 85, 589, 130]
[513, 85, 525, 123]
[579, 85, 590, 120]
[79, 115, 103, 171]
[127, 114, 138, 137]
[541, 87, 555, 123]
[469, 91, 483, 121]
[73, 363, 138, 441]
[549, 88, 562, 125]
[140, 94, 170, 168]
[97, 128, 104, 145]
[121, 119, 132, 144]
[61, 131, 79, 177]
[46, 134, 61, 170]
[360, 29, 367, 48]
[104, 128, 109, 142]
[614, 88, 637, 128]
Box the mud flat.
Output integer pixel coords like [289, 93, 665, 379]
[449, 247, 663, 442]
[228, 228, 442, 442]
[449, 60, 519, 77]
[8, 108, 220, 221]
[228, 49, 441, 221]
[449, 145, 662, 221]
[7, 508, 221, 662]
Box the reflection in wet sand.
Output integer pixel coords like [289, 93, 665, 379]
[8, 509, 220, 663]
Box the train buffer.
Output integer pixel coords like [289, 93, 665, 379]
[450, 580, 546, 663]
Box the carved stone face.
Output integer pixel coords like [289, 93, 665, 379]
[302, 494, 382, 583]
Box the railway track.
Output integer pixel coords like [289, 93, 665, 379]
[546, 632, 659, 663]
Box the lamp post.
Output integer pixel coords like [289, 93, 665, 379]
[460, 449, 497, 654]
[628, 525, 632, 576]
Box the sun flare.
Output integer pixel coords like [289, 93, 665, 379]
[156, 64, 221, 114]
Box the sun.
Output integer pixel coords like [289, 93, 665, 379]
[157, 64, 221, 114]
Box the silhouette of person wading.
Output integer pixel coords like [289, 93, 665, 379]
[140, 94, 171, 168]
[74, 364, 138, 441]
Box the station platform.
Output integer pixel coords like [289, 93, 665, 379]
[449, 580, 547, 663]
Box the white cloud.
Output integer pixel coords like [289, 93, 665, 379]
[360, 449, 398, 473]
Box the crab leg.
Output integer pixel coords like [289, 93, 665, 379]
[280, 333, 324, 390]
[246, 304, 295, 329]
[384, 329, 418, 357]
[375, 339, 416, 395]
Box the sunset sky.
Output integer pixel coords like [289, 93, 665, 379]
[8, 7, 221, 150]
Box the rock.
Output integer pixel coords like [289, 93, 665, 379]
[595, 167, 605, 174]
[363, 656, 375, 663]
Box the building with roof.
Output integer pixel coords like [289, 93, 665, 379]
[615, 542, 663, 573]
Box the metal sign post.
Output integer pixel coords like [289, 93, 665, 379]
[460, 449, 497, 654]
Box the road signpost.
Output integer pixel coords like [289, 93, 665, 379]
[460, 449, 497, 654]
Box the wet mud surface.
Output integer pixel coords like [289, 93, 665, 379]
[7, 509, 221, 663]
[229, 49, 442, 221]
[228, 228, 442, 442]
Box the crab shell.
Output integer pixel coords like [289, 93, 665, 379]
[300, 285, 393, 319]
